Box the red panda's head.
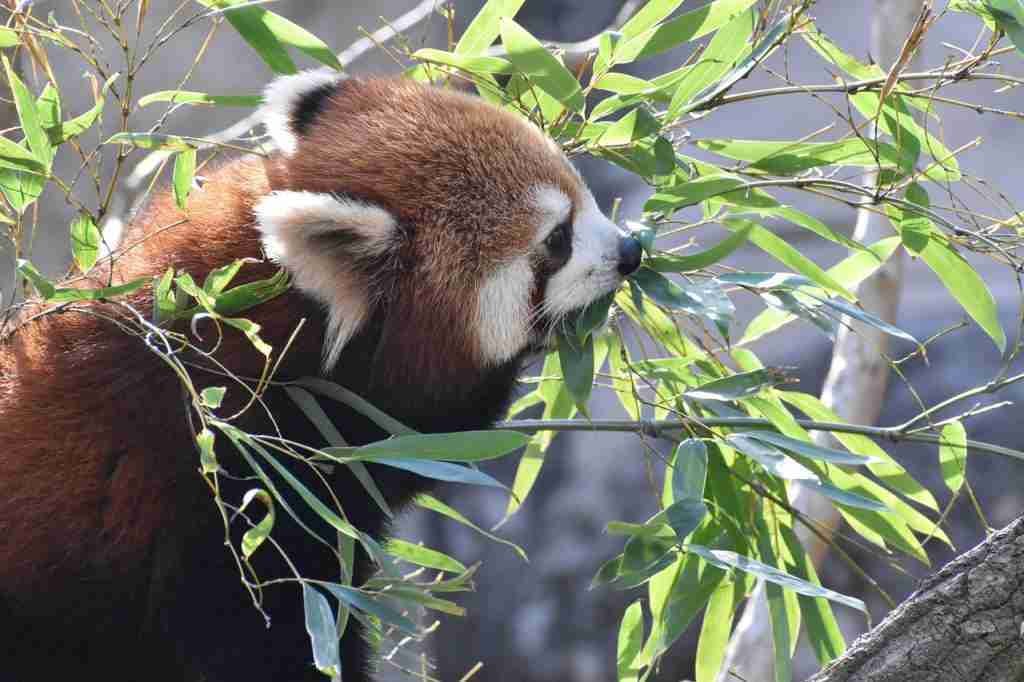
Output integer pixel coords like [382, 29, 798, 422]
[254, 72, 642, 379]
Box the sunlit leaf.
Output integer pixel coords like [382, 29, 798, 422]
[386, 538, 466, 573]
[302, 584, 341, 677]
[238, 488, 275, 558]
[173, 148, 197, 210]
[344, 430, 528, 462]
[138, 90, 262, 108]
[939, 421, 968, 493]
[685, 545, 866, 612]
[70, 214, 101, 274]
[501, 18, 584, 113]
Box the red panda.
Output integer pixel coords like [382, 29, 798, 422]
[0, 72, 643, 681]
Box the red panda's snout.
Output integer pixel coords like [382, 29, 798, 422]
[256, 70, 636, 373]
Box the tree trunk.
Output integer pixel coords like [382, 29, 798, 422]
[807, 515, 1024, 682]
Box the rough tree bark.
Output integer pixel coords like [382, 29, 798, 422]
[808, 515, 1024, 682]
[718, 1, 920, 678]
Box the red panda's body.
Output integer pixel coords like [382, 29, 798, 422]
[0, 75, 642, 681]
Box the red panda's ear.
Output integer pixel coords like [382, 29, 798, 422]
[254, 190, 397, 370]
[261, 69, 343, 156]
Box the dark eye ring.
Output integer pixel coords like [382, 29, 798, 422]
[545, 219, 571, 252]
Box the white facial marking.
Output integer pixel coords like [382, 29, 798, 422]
[254, 191, 396, 371]
[476, 255, 534, 365]
[530, 185, 572, 244]
[261, 69, 343, 156]
[544, 188, 626, 317]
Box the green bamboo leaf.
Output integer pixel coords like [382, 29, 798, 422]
[939, 421, 968, 493]
[344, 430, 528, 462]
[416, 494, 528, 561]
[0, 136, 46, 173]
[726, 434, 819, 481]
[507, 353, 577, 516]
[238, 488, 275, 558]
[199, 0, 342, 72]
[741, 431, 877, 466]
[607, 333, 641, 421]
[685, 369, 779, 402]
[376, 585, 466, 616]
[616, 599, 645, 681]
[218, 424, 342, 549]
[619, 0, 688, 39]
[368, 458, 505, 488]
[984, 0, 1024, 54]
[780, 526, 846, 664]
[635, 551, 725, 666]
[51, 74, 118, 144]
[778, 391, 940, 513]
[614, 0, 759, 63]
[4, 55, 52, 166]
[200, 386, 226, 409]
[598, 106, 662, 147]
[105, 132, 195, 151]
[723, 219, 855, 300]
[695, 578, 739, 682]
[196, 427, 219, 474]
[0, 27, 20, 48]
[412, 48, 514, 74]
[234, 426, 361, 541]
[646, 224, 752, 273]
[386, 538, 466, 573]
[302, 584, 341, 678]
[817, 297, 918, 344]
[591, 71, 658, 95]
[799, 480, 889, 512]
[455, 0, 526, 55]
[802, 28, 959, 181]
[210, 268, 291, 316]
[70, 214, 101, 274]
[46, 278, 149, 303]
[292, 377, 416, 436]
[573, 291, 616, 339]
[138, 90, 262, 108]
[557, 331, 596, 416]
[173, 148, 197, 210]
[698, 137, 914, 174]
[35, 84, 61, 130]
[755, 529, 794, 682]
[320, 583, 419, 636]
[898, 186, 1005, 352]
[741, 237, 900, 344]
[500, 18, 585, 113]
[685, 545, 866, 612]
[630, 266, 703, 311]
[669, 439, 708, 505]
[283, 385, 393, 519]
[667, 7, 756, 120]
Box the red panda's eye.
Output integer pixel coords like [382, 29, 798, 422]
[544, 219, 572, 257]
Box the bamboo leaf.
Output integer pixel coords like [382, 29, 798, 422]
[939, 421, 968, 493]
[500, 18, 585, 113]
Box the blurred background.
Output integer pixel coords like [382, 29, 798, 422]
[7, 1, 1024, 680]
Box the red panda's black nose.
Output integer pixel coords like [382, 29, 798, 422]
[617, 235, 643, 276]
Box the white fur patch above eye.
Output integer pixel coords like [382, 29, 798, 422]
[261, 69, 343, 156]
[476, 256, 533, 365]
[254, 191, 396, 371]
[529, 185, 572, 245]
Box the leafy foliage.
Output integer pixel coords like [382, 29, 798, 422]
[3, 0, 1024, 680]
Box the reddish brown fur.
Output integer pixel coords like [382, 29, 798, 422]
[0, 77, 584, 681]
